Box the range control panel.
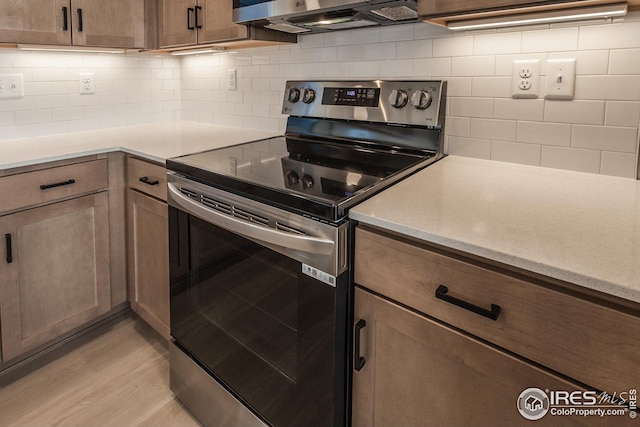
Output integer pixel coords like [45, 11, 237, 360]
[282, 80, 446, 128]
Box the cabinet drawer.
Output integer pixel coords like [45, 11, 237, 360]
[127, 157, 167, 201]
[0, 159, 108, 214]
[355, 227, 640, 394]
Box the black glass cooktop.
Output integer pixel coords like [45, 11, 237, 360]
[167, 136, 435, 223]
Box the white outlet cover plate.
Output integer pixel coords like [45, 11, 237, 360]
[0, 74, 24, 99]
[545, 59, 576, 100]
[79, 72, 95, 95]
[512, 60, 540, 99]
[227, 69, 237, 91]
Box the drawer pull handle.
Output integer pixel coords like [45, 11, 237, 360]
[40, 179, 76, 190]
[5, 233, 12, 264]
[435, 285, 501, 321]
[354, 319, 366, 371]
[139, 176, 160, 186]
[195, 5, 202, 29]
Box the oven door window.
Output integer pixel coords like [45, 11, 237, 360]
[170, 209, 338, 427]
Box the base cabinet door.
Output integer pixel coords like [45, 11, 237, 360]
[352, 287, 611, 427]
[0, 193, 111, 363]
[127, 189, 170, 339]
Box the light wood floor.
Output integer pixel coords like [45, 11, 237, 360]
[0, 312, 202, 427]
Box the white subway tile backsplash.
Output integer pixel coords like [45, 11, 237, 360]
[491, 140, 541, 166]
[609, 49, 640, 75]
[471, 77, 511, 98]
[469, 118, 517, 141]
[572, 125, 638, 153]
[544, 100, 605, 125]
[541, 146, 600, 174]
[575, 75, 640, 101]
[605, 101, 640, 127]
[522, 28, 579, 53]
[579, 21, 640, 50]
[600, 151, 638, 178]
[447, 136, 492, 159]
[433, 36, 474, 57]
[516, 121, 571, 146]
[0, 15, 638, 178]
[451, 56, 495, 76]
[493, 99, 544, 121]
[449, 97, 493, 118]
[474, 32, 522, 56]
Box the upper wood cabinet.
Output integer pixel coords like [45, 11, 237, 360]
[0, 0, 147, 48]
[419, 0, 639, 26]
[157, 0, 295, 49]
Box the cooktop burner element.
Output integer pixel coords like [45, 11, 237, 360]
[167, 80, 447, 222]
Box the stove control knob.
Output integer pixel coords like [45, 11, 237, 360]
[411, 90, 433, 110]
[389, 89, 408, 108]
[301, 174, 314, 190]
[288, 88, 301, 103]
[302, 88, 316, 104]
[285, 170, 299, 186]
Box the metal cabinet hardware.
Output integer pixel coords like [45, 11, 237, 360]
[77, 8, 83, 32]
[139, 176, 160, 186]
[62, 7, 69, 31]
[5, 233, 12, 264]
[40, 179, 76, 190]
[435, 285, 501, 321]
[354, 319, 367, 371]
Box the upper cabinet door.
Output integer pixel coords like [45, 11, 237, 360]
[71, 0, 146, 48]
[158, 0, 198, 48]
[197, 0, 248, 44]
[0, 0, 72, 45]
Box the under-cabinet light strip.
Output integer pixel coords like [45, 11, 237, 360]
[447, 3, 627, 31]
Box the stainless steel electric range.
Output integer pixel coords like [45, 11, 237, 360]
[166, 80, 446, 427]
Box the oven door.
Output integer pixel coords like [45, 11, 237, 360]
[167, 174, 350, 427]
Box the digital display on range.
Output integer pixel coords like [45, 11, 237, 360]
[322, 87, 380, 107]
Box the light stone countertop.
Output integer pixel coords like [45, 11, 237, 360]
[0, 121, 280, 170]
[350, 155, 640, 304]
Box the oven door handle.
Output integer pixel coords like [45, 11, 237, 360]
[168, 183, 335, 255]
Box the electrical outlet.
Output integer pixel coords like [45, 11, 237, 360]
[227, 69, 237, 91]
[0, 74, 24, 99]
[512, 60, 540, 99]
[79, 73, 95, 95]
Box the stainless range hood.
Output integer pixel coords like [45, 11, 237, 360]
[233, 0, 418, 34]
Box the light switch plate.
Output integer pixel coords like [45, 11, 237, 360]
[0, 74, 24, 99]
[545, 59, 576, 100]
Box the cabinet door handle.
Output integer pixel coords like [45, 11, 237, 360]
[354, 319, 366, 371]
[5, 233, 12, 264]
[77, 8, 83, 32]
[187, 7, 195, 30]
[40, 179, 76, 190]
[195, 6, 202, 29]
[62, 6, 69, 31]
[435, 285, 501, 321]
[139, 176, 160, 186]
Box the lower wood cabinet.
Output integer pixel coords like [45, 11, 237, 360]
[353, 288, 593, 427]
[353, 226, 639, 426]
[126, 156, 170, 339]
[126, 189, 170, 339]
[0, 192, 111, 362]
